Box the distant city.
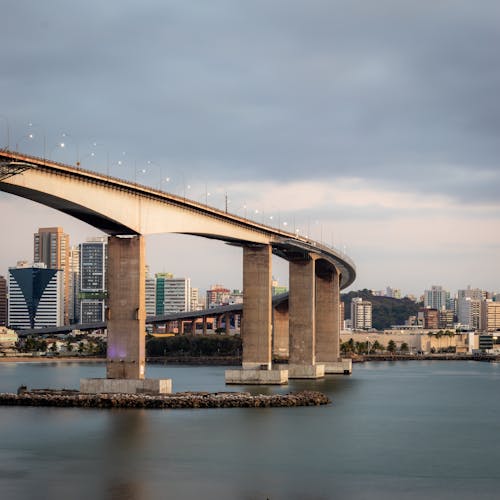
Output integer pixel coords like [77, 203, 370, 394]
[0, 226, 499, 357]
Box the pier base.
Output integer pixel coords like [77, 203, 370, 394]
[288, 363, 325, 379]
[225, 368, 288, 385]
[80, 378, 172, 395]
[323, 359, 352, 375]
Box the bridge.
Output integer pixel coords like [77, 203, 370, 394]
[0, 149, 356, 391]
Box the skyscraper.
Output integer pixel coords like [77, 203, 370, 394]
[79, 238, 107, 323]
[424, 286, 449, 311]
[8, 262, 63, 329]
[68, 245, 80, 323]
[0, 275, 7, 326]
[33, 227, 70, 324]
[164, 277, 191, 314]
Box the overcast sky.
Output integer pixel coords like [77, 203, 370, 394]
[1, 0, 499, 296]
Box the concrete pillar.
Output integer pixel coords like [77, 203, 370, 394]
[315, 267, 351, 375]
[288, 256, 324, 378]
[225, 245, 288, 384]
[191, 319, 197, 335]
[202, 316, 207, 335]
[315, 265, 339, 360]
[225, 312, 231, 335]
[272, 301, 289, 360]
[241, 245, 272, 369]
[106, 235, 146, 380]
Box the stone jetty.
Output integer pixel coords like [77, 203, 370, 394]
[0, 389, 330, 409]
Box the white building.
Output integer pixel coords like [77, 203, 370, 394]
[351, 297, 372, 330]
[8, 262, 64, 330]
[164, 277, 191, 314]
[145, 276, 157, 317]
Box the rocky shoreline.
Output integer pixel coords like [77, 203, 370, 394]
[0, 389, 330, 409]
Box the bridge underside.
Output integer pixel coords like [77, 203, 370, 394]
[0, 182, 136, 235]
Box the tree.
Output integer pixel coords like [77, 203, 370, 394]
[400, 342, 409, 353]
[387, 340, 397, 353]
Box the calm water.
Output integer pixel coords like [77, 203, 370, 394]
[1, 360, 500, 500]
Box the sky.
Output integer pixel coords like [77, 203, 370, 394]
[1, 0, 499, 297]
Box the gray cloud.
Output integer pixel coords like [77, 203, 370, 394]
[2, 1, 500, 293]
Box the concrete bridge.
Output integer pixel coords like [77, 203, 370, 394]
[0, 149, 356, 391]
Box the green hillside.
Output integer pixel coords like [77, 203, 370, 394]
[342, 289, 422, 330]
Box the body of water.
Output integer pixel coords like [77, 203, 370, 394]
[1, 360, 499, 499]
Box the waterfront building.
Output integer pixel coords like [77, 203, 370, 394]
[33, 227, 70, 324]
[457, 287, 486, 327]
[8, 262, 63, 329]
[206, 284, 230, 308]
[424, 286, 449, 311]
[419, 308, 439, 330]
[68, 245, 80, 323]
[164, 277, 191, 314]
[438, 309, 455, 329]
[145, 276, 156, 317]
[79, 238, 107, 324]
[351, 297, 372, 330]
[155, 272, 174, 315]
[0, 275, 7, 326]
[481, 300, 500, 332]
[458, 297, 481, 331]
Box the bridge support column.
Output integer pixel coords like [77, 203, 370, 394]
[226, 244, 287, 384]
[81, 235, 171, 394]
[315, 267, 351, 375]
[225, 312, 231, 335]
[272, 301, 289, 360]
[288, 257, 324, 379]
[202, 316, 207, 335]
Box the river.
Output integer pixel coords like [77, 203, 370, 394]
[1, 360, 499, 499]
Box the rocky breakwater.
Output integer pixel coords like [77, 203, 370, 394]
[0, 388, 330, 409]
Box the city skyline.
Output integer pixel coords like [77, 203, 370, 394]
[1, 2, 499, 295]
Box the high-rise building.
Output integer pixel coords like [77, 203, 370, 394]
[458, 298, 481, 330]
[0, 275, 7, 326]
[145, 276, 156, 317]
[164, 277, 191, 314]
[8, 262, 63, 329]
[438, 309, 455, 329]
[419, 308, 439, 330]
[33, 227, 70, 324]
[206, 284, 230, 308]
[351, 297, 372, 330]
[190, 287, 202, 311]
[68, 245, 80, 323]
[79, 238, 107, 324]
[424, 286, 449, 311]
[457, 287, 486, 328]
[155, 272, 174, 315]
[481, 300, 500, 332]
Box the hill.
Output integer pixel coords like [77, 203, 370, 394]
[342, 289, 422, 330]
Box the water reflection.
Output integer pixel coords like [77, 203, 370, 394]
[102, 410, 148, 500]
